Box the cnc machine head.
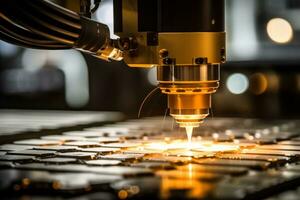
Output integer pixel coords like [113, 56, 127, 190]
[114, 0, 226, 128]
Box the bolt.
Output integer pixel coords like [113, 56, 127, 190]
[163, 58, 175, 65]
[195, 57, 208, 64]
[159, 49, 169, 59]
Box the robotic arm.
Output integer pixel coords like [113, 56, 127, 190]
[0, 0, 226, 133]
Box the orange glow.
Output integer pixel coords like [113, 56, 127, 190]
[118, 190, 128, 199]
[143, 140, 239, 153]
[157, 164, 216, 199]
[250, 73, 268, 95]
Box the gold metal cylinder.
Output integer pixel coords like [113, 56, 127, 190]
[157, 63, 220, 127]
[168, 94, 211, 110]
[167, 94, 211, 127]
[154, 30, 225, 127]
[113, 0, 226, 129]
[158, 32, 226, 65]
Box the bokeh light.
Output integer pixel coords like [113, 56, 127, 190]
[250, 73, 268, 95]
[267, 18, 293, 44]
[266, 72, 280, 93]
[226, 73, 249, 94]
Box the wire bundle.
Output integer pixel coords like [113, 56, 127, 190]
[0, 0, 110, 55]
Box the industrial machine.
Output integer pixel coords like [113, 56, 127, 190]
[4, 2, 300, 200]
[0, 0, 226, 133]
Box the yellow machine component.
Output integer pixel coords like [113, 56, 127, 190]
[115, 0, 226, 136]
[116, 6, 225, 132]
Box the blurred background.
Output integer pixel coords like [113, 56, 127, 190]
[1, 0, 300, 119]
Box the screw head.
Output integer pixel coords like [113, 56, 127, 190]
[159, 49, 169, 58]
[163, 58, 175, 65]
[195, 57, 208, 64]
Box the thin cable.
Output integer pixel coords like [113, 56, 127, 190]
[0, 31, 69, 49]
[0, 25, 68, 48]
[4, 11, 74, 45]
[21, 1, 81, 33]
[0, 12, 60, 44]
[18, 7, 80, 39]
[0, 13, 66, 45]
[3, 3, 75, 45]
[138, 87, 160, 118]
[9, 2, 78, 42]
[161, 108, 169, 130]
[27, 1, 81, 29]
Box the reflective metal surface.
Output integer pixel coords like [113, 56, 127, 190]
[1, 112, 300, 200]
[157, 64, 220, 82]
[158, 32, 226, 65]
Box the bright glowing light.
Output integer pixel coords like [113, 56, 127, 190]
[226, 73, 249, 94]
[267, 18, 293, 44]
[144, 141, 239, 153]
[185, 126, 193, 147]
[191, 144, 239, 152]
